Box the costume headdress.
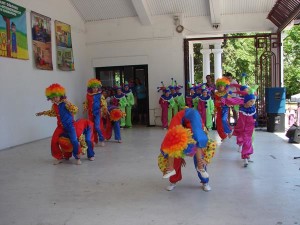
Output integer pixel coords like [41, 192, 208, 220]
[45, 83, 66, 100]
[87, 78, 102, 93]
[157, 81, 170, 93]
[174, 80, 183, 90]
[216, 77, 230, 88]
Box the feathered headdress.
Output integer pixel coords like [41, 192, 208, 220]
[174, 80, 183, 90]
[157, 81, 169, 93]
[45, 83, 66, 100]
[161, 125, 196, 158]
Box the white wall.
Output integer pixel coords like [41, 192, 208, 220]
[0, 0, 89, 150]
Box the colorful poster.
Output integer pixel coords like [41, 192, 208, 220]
[54, 20, 74, 71]
[0, 0, 28, 59]
[31, 11, 52, 70]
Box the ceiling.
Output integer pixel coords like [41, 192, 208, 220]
[69, 0, 278, 25]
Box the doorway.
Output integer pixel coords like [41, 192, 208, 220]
[95, 65, 149, 126]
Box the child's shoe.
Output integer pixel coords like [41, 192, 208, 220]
[100, 142, 105, 147]
[243, 158, 248, 167]
[202, 183, 211, 192]
[197, 168, 209, 178]
[117, 140, 122, 143]
[162, 169, 176, 179]
[166, 183, 176, 191]
[89, 157, 95, 161]
[76, 159, 82, 165]
[53, 159, 63, 165]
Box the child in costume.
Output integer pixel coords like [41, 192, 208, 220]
[232, 94, 257, 167]
[214, 77, 232, 141]
[174, 80, 186, 112]
[112, 84, 128, 128]
[58, 118, 95, 161]
[83, 79, 107, 146]
[169, 82, 178, 117]
[185, 83, 194, 108]
[158, 108, 216, 191]
[123, 82, 134, 128]
[198, 85, 214, 130]
[101, 106, 126, 143]
[36, 83, 81, 165]
[158, 81, 175, 129]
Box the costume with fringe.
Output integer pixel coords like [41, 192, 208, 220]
[40, 83, 80, 160]
[100, 106, 125, 141]
[84, 79, 107, 144]
[159, 108, 216, 185]
[112, 91, 128, 127]
[58, 119, 95, 159]
[214, 77, 232, 140]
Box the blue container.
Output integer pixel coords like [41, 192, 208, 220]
[265, 87, 286, 114]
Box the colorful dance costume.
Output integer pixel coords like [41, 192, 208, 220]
[214, 77, 232, 140]
[58, 119, 95, 160]
[185, 83, 194, 108]
[84, 79, 107, 144]
[174, 81, 186, 112]
[38, 84, 80, 160]
[123, 83, 134, 128]
[159, 88, 175, 129]
[198, 86, 214, 130]
[232, 94, 257, 162]
[112, 87, 128, 127]
[159, 108, 216, 187]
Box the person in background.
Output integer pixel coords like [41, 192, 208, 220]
[123, 82, 135, 128]
[135, 78, 147, 124]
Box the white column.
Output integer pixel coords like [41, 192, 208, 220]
[211, 43, 223, 81]
[189, 42, 195, 84]
[200, 43, 211, 83]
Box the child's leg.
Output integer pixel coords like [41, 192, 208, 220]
[221, 107, 232, 136]
[85, 125, 95, 159]
[113, 121, 121, 141]
[195, 148, 209, 178]
[65, 125, 80, 160]
[163, 156, 176, 179]
[94, 114, 105, 142]
[193, 154, 209, 184]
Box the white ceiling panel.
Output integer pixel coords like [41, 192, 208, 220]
[70, 0, 137, 22]
[222, 0, 277, 15]
[69, 0, 278, 23]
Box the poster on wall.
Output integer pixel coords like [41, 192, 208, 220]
[0, 0, 28, 59]
[54, 20, 74, 71]
[31, 11, 53, 70]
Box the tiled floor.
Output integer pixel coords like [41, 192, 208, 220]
[0, 126, 299, 225]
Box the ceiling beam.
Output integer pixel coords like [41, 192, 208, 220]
[209, 0, 222, 25]
[131, 0, 152, 25]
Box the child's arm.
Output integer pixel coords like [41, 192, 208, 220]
[36, 106, 56, 117]
[64, 100, 78, 114]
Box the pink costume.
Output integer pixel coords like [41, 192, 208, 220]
[233, 99, 257, 159]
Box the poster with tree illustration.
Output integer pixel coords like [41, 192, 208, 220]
[54, 20, 74, 71]
[0, 0, 28, 59]
[31, 11, 53, 70]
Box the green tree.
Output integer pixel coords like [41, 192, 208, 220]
[283, 25, 300, 98]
